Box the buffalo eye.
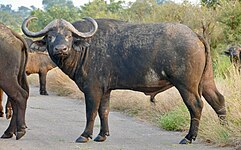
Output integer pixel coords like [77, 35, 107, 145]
[48, 35, 56, 43]
[65, 35, 72, 41]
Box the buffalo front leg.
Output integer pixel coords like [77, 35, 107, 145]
[94, 91, 111, 142]
[178, 87, 203, 144]
[75, 90, 102, 143]
[39, 72, 48, 95]
[1, 84, 28, 140]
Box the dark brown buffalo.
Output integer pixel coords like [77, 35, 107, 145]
[26, 51, 56, 95]
[224, 45, 241, 73]
[0, 51, 56, 119]
[22, 17, 226, 144]
[0, 23, 29, 140]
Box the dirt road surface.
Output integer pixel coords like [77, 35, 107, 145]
[0, 86, 234, 150]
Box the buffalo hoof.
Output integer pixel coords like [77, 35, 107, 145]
[75, 136, 89, 143]
[16, 131, 26, 140]
[1, 132, 13, 139]
[94, 135, 107, 142]
[179, 138, 192, 144]
[40, 91, 48, 95]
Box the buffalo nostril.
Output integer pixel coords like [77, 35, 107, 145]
[54, 45, 68, 52]
[62, 47, 67, 51]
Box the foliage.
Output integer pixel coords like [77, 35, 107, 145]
[80, 0, 126, 19]
[122, 0, 159, 22]
[201, 0, 219, 8]
[0, 4, 14, 13]
[216, 0, 241, 44]
[0, 4, 33, 32]
[30, 5, 81, 32]
[156, 0, 169, 4]
[42, 0, 74, 9]
[0, 11, 20, 31]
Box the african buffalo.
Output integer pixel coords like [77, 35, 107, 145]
[224, 45, 241, 73]
[22, 17, 226, 144]
[0, 23, 29, 140]
[0, 44, 56, 119]
[26, 51, 56, 95]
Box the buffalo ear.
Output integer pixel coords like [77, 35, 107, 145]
[30, 39, 47, 52]
[73, 38, 90, 52]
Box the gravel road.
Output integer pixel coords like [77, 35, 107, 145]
[0, 86, 234, 150]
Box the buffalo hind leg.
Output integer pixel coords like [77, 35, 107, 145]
[1, 100, 17, 139]
[39, 72, 48, 95]
[75, 90, 102, 143]
[1, 83, 28, 140]
[178, 87, 203, 144]
[0, 89, 3, 117]
[94, 91, 111, 142]
[202, 82, 226, 124]
[15, 73, 29, 138]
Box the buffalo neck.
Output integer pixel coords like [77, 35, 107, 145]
[56, 46, 90, 80]
[56, 50, 81, 80]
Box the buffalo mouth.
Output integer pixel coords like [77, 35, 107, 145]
[53, 51, 68, 57]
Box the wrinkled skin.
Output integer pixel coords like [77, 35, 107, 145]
[22, 17, 226, 144]
[0, 23, 29, 140]
[224, 45, 241, 73]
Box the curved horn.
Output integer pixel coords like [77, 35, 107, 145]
[22, 16, 58, 38]
[61, 17, 98, 38]
[22, 16, 98, 38]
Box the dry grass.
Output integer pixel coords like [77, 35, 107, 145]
[27, 67, 241, 148]
[110, 88, 182, 123]
[46, 68, 85, 100]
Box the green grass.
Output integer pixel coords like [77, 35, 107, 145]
[158, 105, 189, 131]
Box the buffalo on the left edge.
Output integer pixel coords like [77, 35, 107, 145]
[22, 16, 226, 144]
[0, 39, 56, 120]
[0, 23, 29, 140]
